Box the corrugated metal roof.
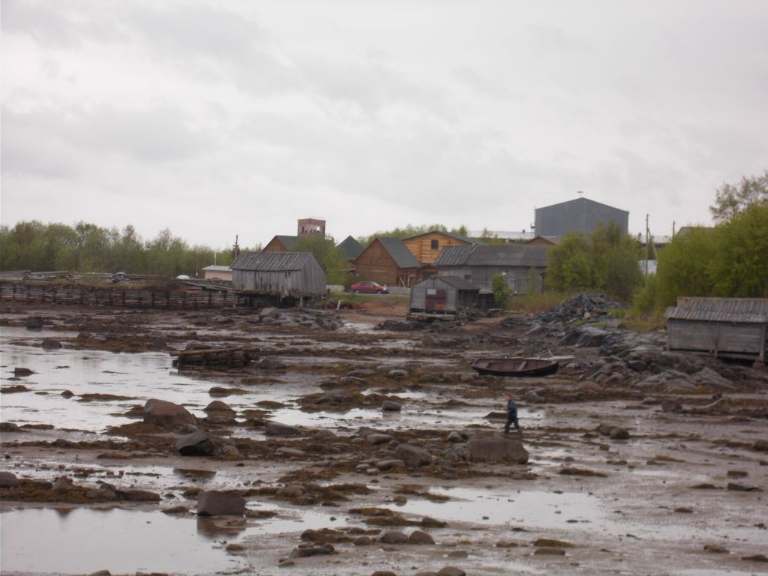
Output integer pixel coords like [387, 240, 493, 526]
[666, 298, 768, 323]
[231, 251, 316, 272]
[377, 237, 420, 268]
[337, 236, 364, 260]
[435, 244, 549, 268]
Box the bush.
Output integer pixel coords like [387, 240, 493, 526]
[492, 273, 510, 308]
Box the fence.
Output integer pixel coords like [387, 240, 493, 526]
[0, 282, 236, 310]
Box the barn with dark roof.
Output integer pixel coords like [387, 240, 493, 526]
[352, 237, 422, 287]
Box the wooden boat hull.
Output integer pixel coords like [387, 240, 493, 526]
[471, 357, 559, 377]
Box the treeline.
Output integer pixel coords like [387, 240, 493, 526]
[633, 201, 768, 313]
[546, 224, 643, 301]
[0, 221, 235, 278]
[358, 224, 469, 245]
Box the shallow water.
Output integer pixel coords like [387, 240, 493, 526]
[0, 507, 239, 574]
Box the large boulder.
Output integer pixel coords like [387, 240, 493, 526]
[0, 471, 19, 488]
[176, 429, 215, 456]
[204, 401, 236, 425]
[395, 444, 432, 468]
[265, 422, 302, 437]
[466, 433, 529, 464]
[197, 491, 246, 516]
[143, 399, 197, 430]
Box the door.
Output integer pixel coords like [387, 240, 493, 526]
[425, 288, 447, 312]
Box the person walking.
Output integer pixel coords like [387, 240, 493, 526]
[504, 397, 520, 433]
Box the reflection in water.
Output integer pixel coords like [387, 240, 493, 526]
[196, 516, 247, 540]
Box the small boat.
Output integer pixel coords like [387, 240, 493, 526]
[471, 357, 559, 377]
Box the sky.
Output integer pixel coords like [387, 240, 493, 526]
[2, 0, 767, 248]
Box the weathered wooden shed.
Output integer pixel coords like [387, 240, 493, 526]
[409, 276, 491, 318]
[231, 252, 326, 300]
[666, 297, 768, 363]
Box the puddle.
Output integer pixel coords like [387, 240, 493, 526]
[387, 487, 605, 529]
[0, 507, 240, 574]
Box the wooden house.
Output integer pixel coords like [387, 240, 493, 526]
[263, 235, 299, 253]
[353, 237, 421, 287]
[666, 297, 768, 363]
[403, 231, 473, 265]
[409, 276, 492, 319]
[435, 244, 548, 293]
[231, 252, 326, 301]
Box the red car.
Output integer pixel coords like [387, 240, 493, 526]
[350, 281, 389, 294]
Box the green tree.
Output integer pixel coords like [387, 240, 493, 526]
[492, 273, 510, 308]
[711, 202, 768, 297]
[546, 234, 593, 291]
[654, 227, 718, 308]
[710, 170, 768, 222]
[294, 235, 348, 285]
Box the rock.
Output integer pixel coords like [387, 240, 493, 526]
[692, 367, 736, 391]
[596, 424, 630, 440]
[61, 390, 74, 399]
[382, 401, 403, 412]
[291, 543, 335, 557]
[380, 530, 409, 544]
[727, 470, 748, 478]
[197, 491, 246, 516]
[143, 399, 197, 430]
[674, 507, 693, 514]
[176, 429, 215, 456]
[0, 422, 20, 432]
[559, 467, 607, 477]
[753, 440, 768, 452]
[661, 400, 682, 413]
[562, 326, 610, 347]
[376, 459, 405, 471]
[533, 538, 573, 548]
[388, 369, 408, 380]
[13, 367, 34, 377]
[354, 536, 374, 546]
[367, 433, 392, 445]
[120, 489, 161, 502]
[265, 422, 302, 437]
[408, 530, 435, 545]
[727, 482, 761, 492]
[437, 568, 466, 576]
[742, 554, 768, 562]
[41, 338, 62, 350]
[204, 401, 236, 425]
[704, 544, 729, 554]
[395, 444, 432, 467]
[226, 543, 245, 552]
[25, 316, 44, 330]
[466, 433, 529, 464]
[371, 572, 398, 576]
[276, 447, 305, 458]
[0, 471, 19, 487]
[447, 431, 465, 443]
[88, 571, 111, 576]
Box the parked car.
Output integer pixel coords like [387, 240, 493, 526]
[350, 281, 389, 294]
[111, 271, 128, 283]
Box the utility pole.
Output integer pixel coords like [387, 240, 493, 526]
[645, 214, 650, 277]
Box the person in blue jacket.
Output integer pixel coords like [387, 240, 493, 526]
[504, 398, 520, 433]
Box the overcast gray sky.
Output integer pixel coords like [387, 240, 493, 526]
[2, 0, 766, 248]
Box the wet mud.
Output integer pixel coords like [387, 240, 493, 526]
[1, 303, 767, 575]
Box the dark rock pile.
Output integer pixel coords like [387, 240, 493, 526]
[537, 293, 623, 325]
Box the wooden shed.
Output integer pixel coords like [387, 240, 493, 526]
[231, 252, 326, 301]
[665, 297, 768, 363]
[353, 237, 422, 287]
[409, 276, 491, 318]
[262, 235, 299, 253]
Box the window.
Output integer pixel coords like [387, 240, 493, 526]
[431, 239, 439, 250]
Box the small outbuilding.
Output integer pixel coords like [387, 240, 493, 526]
[666, 297, 768, 363]
[409, 276, 492, 319]
[231, 251, 326, 303]
[353, 237, 422, 287]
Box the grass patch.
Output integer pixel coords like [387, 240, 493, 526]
[621, 312, 666, 332]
